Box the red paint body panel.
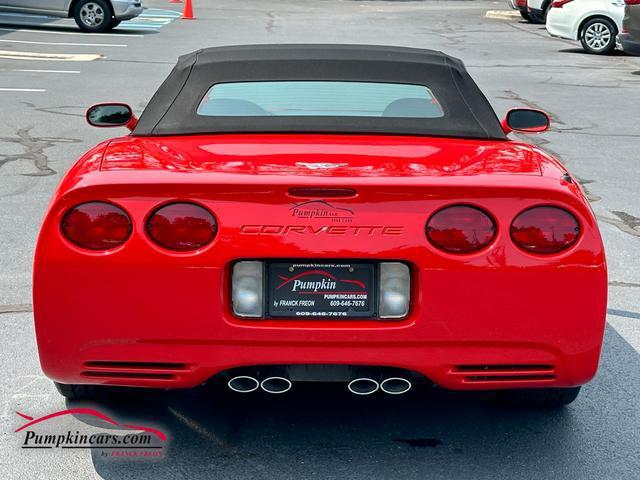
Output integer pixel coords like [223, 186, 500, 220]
[33, 134, 607, 390]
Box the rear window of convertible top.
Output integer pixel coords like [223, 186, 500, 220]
[196, 81, 445, 118]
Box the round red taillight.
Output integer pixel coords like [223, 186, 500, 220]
[426, 205, 496, 254]
[146, 202, 217, 251]
[511, 206, 580, 254]
[61, 201, 132, 250]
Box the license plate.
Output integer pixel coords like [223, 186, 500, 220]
[267, 262, 376, 318]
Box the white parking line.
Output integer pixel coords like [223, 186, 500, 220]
[0, 12, 50, 19]
[0, 27, 143, 38]
[0, 88, 46, 92]
[0, 68, 80, 73]
[0, 50, 102, 61]
[140, 10, 182, 18]
[140, 14, 180, 19]
[0, 39, 127, 47]
[118, 24, 165, 29]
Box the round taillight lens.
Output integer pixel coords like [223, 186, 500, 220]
[147, 202, 217, 251]
[61, 201, 132, 250]
[511, 206, 580, 254]
[426, 205, 496, 253]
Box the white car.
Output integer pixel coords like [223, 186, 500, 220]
[546, 0, 626, 54]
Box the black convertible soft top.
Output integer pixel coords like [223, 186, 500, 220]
[133, 44, 506, 140]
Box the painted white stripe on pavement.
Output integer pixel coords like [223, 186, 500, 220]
[0, 50, 102, 61]
[130, 18, 172, 23]
[118, 25, 162, 30]
[141, 9, 182, 17]
[0, 88, 46, 92]
[0, 12, 51, 19]
[0, 27, 143, 38]
[0, 39, 127, 47]
[120, 22, 166, 27]
[140, 14, 181, 18]
[0, 68, 80, 73]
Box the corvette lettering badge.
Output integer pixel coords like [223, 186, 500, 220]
[239, 225, 403, 235]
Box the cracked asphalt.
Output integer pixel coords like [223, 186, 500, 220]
[0, 1, 639, 478]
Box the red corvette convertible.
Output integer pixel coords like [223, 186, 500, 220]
[34, 45, 607, 407]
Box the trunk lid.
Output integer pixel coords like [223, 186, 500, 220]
[101, 134, 542, 179]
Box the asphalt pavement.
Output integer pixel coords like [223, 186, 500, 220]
[0, 1, 638, 478]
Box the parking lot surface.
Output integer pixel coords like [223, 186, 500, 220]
[0, 1, 639, 478]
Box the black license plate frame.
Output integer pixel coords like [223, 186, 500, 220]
[266, 261, 377, 319]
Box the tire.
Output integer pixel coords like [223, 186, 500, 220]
[520, 11, 532, 22]
[111, 19, 121, 29]
[542, 1, 552, 23]
[529, 11, 544, 24]
[529, 2, 552, 24]
[54, 382, 152, 401]
[580, 17, 617, 54]
[498, 386, 581, 409]
[529, 14, 544, 24]
[73, 0, 114, 33]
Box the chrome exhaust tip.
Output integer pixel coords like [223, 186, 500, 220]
[347, 378, 379, 395]
[260, 376, 292, 394]
[227, 375, 260, 393]
[380, 377, 412, 395]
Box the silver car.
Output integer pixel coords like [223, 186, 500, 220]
[0, 0, 143, 32]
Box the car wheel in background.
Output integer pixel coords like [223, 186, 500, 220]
[529, 13, 544, 24]
[497, 386, 581, 408]
[73, 0, 114, 33]
[529, 1, 551, 24]
[580, 17, 617, 54]
[520, 11, 532, 22]
[542, 1, 552, 22]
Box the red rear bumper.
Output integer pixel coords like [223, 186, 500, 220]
[35, 237, 606, 391]
[34, 172, 607, 391]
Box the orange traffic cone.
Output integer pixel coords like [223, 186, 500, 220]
[182, 0, 194, 19]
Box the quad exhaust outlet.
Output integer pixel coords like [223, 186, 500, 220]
[226, 370, 412, 396]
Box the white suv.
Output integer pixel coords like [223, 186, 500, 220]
[0, 0, 143, 33]
[546, 0, 626, 54]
